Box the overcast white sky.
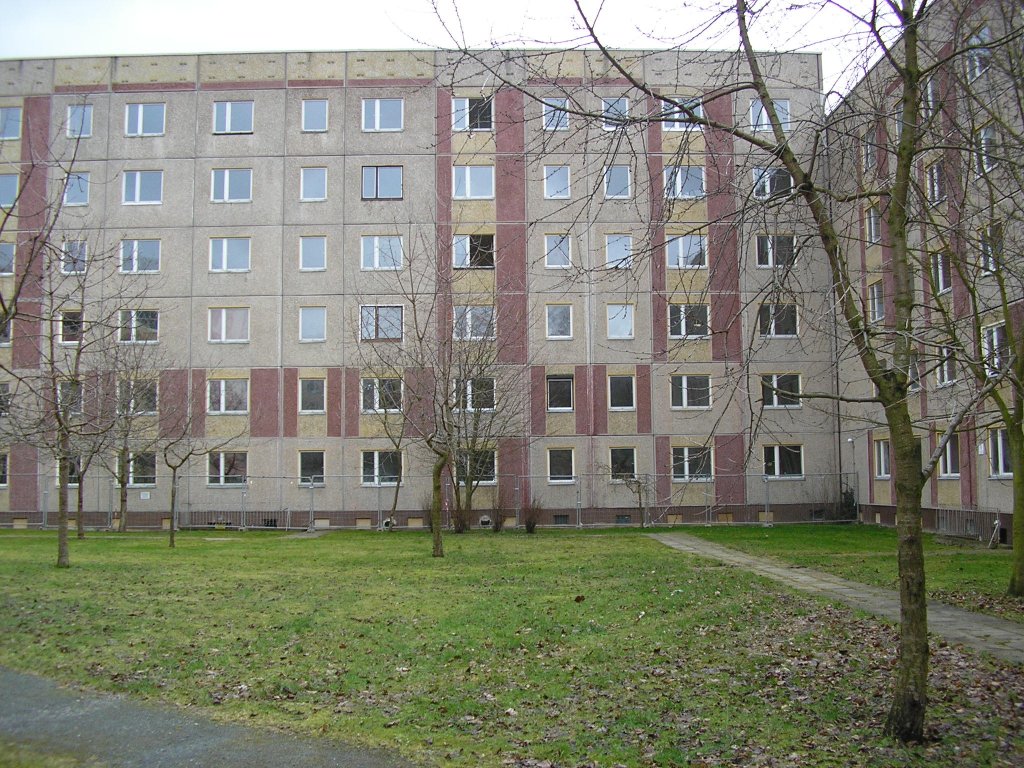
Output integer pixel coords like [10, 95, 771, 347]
[0, 0, 873, 94]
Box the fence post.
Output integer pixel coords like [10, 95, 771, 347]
[575, 477, 582, 528]
[307, 482, 315, 530]
[241, 483, 248, 530]
[762, 476, 771, 525]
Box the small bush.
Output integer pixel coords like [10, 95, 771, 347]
[521, 497, 543, 534]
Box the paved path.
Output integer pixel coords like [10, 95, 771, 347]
[651, 532, 1024, 665]
[0, 667, 413, 768]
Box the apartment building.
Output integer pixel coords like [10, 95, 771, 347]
[0, 48, 846, 529]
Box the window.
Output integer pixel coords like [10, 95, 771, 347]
[604, 234, 632, 269]
[667, 235, 706, 268]
[548, 449, 575, 483]
[0, 318, 8, 345]
[990, 429, 1011, 477]
[672, 446, 712, 481]
[299, 306, 326, 342]
[362, 450, 402, 485]
[361, 236, 402, 270]
[967, 26, 991, 81]
[121, 239, 160, 273]
[863, 132, 877, 171]
[362, 98, 403, 132]
[936, 347, 956, 386]
[453, 234, 494, 269]
[0, 454, 7, 487]
[751, 98, 789, 131]
[982, 323, 1008, 375]
[546, 305, 572, 339]
[452, 97, 493, 131]
[874, 439, 891, 479]
[213, 101, 253, 134]
[665, 166, 705, 199]
[58, 380, 82, 415]
[361, 378, 402, 413]
[668, 304, 709, 338]
[60, 310, 83, 344]
[64, 172, 89, 206]
[453, 305, 495, 340]
[931, 251, 951, 294]
[601, 97, 628, 129]
[753, 168, 793, 200]
[609, 447, 636, 480]
[543, 165, 570, 199]
[606, 304, 634, 339]
[867, 206, 882, 244]
[939, 433, 960, 478]
[0, 107, 21, 140]
[608, 375, 635, 410]
[453, 166, 494, 199]
[208, 379, 248, 414]
[61, 241, 87, 274]
[118, 379, 157, 415]
[125, 453, 157, 486]
[926, 162, 945, 205]
[122, 170, 163, 204]
[975, 125, 997, 174]
[670, 374, 711, 408]
[921, 78, 938, 120]
[119, 309, 158, 343]
[211, 168, 251, 203]
[546, 376, 573, 411]
[456, 449, 496, 485]
[301, 99, 328, 132]
[61, 456, 82, 487]
[604, 166, 631, 198]
[906, 352, 922, 392]
[542, 98, 569, 130]
[0, 174, 16, 208]
[868, 282, 885, 323]
[980, 223, 1002, 272]
[761, 373, 801, 407]
[0, 243, 14, 275]
[662, 98, 703, 131]
[299, 236, 326, 271]
[456, 377, 495, 411]
[208, 307, 250, 343]
[756, 235, 795, 267]
[300, 167, 327, 201]
[763, 444, 803, 477]
[125, 103, 165, 136]
[299, 378, 326, 413]
[299, 451, 326, 486]
[209, 452, 247, 485]
[758, 304, 798, 336]
[361, 166, 403, 199]
[67, 104, 92, 138]
[360, 305, 403, 341]
[210, 237, 251, 272]
[544, 234, 571, 268]
[0, 382, 9, 415]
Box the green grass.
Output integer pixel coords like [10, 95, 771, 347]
[0, 740, 107, 768]
[0, 529, 1021, 767]
[682, 523, 1024, 621]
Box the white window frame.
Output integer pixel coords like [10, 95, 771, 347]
[361, 98, 403, 132]
[939, 433, 960, 478]
[662, 98, 703, 131]
[360, 377, 402, 414]
[360, 305, 404, 341]
[756, 235, 796, 268]
[990, 428, 1011, 478]
[936, 347, 956, 387]
[543, 165, 570, 199]
[967, 26, 992, 82]
[452, 166, 495, 200]
[61, 241, 87, 274]
[763, 444, 804, 478]
[980, 224, 1001, 273]
[67, 104, 93, 138]
[122, 170, 163, 205]
[982, 323, 1008, 375]
[868, 282, 885, 323]
[758, 304, 799, 337]
[547, 448, 575, 484]
[672, 445, 713, 482]
[605, 234, 632, 269]
[975, 124, 997, 174]
[664, 166, 705, 199]
[544, 234, 571, 268]
[299, 378, 326, 414]
[546, 375, 573, 412]
[670, 374, 711, 409]
[59, 310, 83, 345]
[608, 375, 636, 411]
[213, 101, 253, 134]
[0, 174, 16, 209]
[545, 304, 573, 340]
[752, 168, 793, 200]
[299, 236, 326, 272]
[125, 103, 165, 137]
[606, 304, 634, 339]
[452, 234, 495, 269]
[117, 379, 158, 415]
[120, 239, 160, 273]
[362, 450, 403, 486]
[299, 167, 327, 201]
[208, 307, 250, 343]
[456, 449, 497, 486]
[867, 206, 882, 244]
[455, 377, 496, 412]
[452, 305, 495, 341]
[751, 98, 790, 131]
[874, 439, 891, 479]
[118, 309, 159, 344]
[299, 451, 326, 487]
[361, 165, 403, 199]
[361, 235, 403, 271]
[0, 242, 14, 275]
[931, 251, 951, 294]
[124, 452, 158, 487]
[542, 98, 569, 131]
[761, 373, 801, 408]
[299, 306, 327, 342]
[601, 97, 628, 130]
[209, 237, 251, 273]
[668, 304, 709, 339]
[926, 162, 945, 205]
[452, 97, 493, 132]
[64, 172, 89, 206]
[301, 99, 329, 133]
[211, 168, 252, 203]
[667, 234, 706, 269]
[604, 165, 631, 199]
[207, 378, 249, 415]
[0, 106, 21, 140]
[609, 447, 637, 481]
[208, 451, 247, 486]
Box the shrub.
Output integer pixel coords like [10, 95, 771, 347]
[521, 497, 543, 534]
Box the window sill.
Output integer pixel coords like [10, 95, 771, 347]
[938, 474, 961, 480]
[671, 405, 711, 411]
[208, 483, 247, 488]
[208, 340, 250, 344]
[672, 477, 713, 483]
[547, 408, 573, 414]
[298, 339, 326, 344]
[669, 265, 708, 270]
[300, 410, 327, 415]
[122, 201, 163, 206]
[763, 475, 804, 481]
[548, 479, 576, 485]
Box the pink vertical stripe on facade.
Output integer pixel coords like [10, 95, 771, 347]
[249, 369, 280, 437]
[636, 365, 651, 434]
[283, 368, 298, 438]
[654, 435, 671, 506]
[574, 365, 591, 435]
[190, 370, 206, 437]
[713, 433, 746, 504]
[327, 368, 344, 438]
[10, 444, 37, 515]
[530, 366, 546, 436]
[591, 365, 607, 435]
[158, 369, 188, 438]
[343, 368, 360, 438]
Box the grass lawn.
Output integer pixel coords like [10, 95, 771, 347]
[682, 523, 1024, 622]
[0, 529, 1021, 767]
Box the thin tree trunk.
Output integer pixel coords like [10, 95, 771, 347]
[75, 472, 86, 540]
[430, 454, 445, 558]
[168, 468, 178, 549]
[1007, 428, 1024, 594]
[56, 440, 70, 568]
[117, 448, 128, 532]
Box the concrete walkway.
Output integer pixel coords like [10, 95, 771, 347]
[0, 667, 413, 768]
[651, 532, 1024, 665]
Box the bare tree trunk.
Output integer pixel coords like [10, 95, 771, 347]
[168, 467, 178, 549]
[75, 472, 86, 540]
[56, 436, 70, 568]
[430, 454, 446, 558]
[1007, 428, 1024, 594]
[884, 406, 928, 741]
[117, 447, 128, 532]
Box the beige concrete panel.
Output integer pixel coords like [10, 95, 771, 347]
[206, 414, 250, 439]
[451, 132, 495, 158]
[665, 200, 708, 224]
[665, 340, 713, 364]
[105, 92, 198, 161]
[451, 269, 495, 294]
[198, 54, 285, 84]
[193, 156, 284, 228]
[54, 58, 111, 88]
[347, 52, 432, 81]
[0, 139, 19, 163]
[666, 270, 710, 296]
[937, 479, 960, 507]
[545, 413, 575, 437]
[101, 158, 196, 230]
[285, 52, 346, 82]
[284, 88, 346, 157]
[0, 60, 54, 95]
[586, 52, 643, 82]
[297, 414, 328, 438]
[451, 200, 496, 226]
[113, 56, 197, 86]
[662, 130, 707, 157]
[194, 90, 287, 158]
[607, 410, 638, 435]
